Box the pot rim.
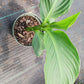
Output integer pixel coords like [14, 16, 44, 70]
[12, 13, 42, 47]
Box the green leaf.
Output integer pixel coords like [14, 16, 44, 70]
[32, 31, 45, 56]
[44, 30, 80, 84]
[48, 12, 81, 30]
[40, 0, 73, 23]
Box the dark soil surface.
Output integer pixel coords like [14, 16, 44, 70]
[14, 15, 40, 46]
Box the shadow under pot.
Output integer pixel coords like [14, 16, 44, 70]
[12, 13, 41, 46]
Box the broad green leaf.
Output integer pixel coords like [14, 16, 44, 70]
[44, 30, 80, 84]
[32, 31, 45, 56]
[48, 12, 81, 30]
[40, 0, 73, 23]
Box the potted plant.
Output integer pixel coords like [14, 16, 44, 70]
[12, 0, 81, 84]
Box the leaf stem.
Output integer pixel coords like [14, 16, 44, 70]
[25, 24, 47, 32]
[42, 0, 57, 24]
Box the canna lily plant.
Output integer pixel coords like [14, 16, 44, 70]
[26, 0, 81, 84]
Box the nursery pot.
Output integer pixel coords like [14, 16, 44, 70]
[12, 13, 41, 46]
